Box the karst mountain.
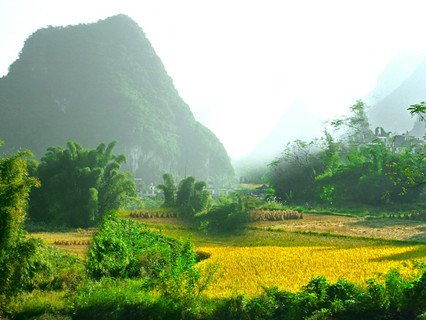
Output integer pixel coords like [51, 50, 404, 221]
[0, 14, 234, 182]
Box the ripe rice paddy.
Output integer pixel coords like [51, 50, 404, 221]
[197, 245, 426, 297]
[32, 214, 426, 297]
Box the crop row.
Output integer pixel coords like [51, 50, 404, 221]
[54, 240, 91, 246]
[248, 209, 303, 221]
[386, 210, 426, 221]
[129, 209, 177, 218]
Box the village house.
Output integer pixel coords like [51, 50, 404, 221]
[373, 127, 424, 153]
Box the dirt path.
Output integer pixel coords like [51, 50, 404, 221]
[252, 213, 426, 243]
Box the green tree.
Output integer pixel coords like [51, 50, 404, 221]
[197, 198, 248, 234]
[87, 213, 200, 297]
[157, 173, 176, 207]
[408, 102, 426, 122]
[193, 181, 211, 212]
[175, 176, 211, 218]
[386, 103, 426, 195]
[29, 141, 137, 227]
[321, 130, 342, 176]
[268, 139, 324, 203]
[331, 100, 374, 146]
[0, 140, 45, 294]
[315, 100, 425, 205]
[0, 141, 39, 250]
[316, 142, 411, 205]
[176, 176, 196, 217]
[268, 101, 424, 206]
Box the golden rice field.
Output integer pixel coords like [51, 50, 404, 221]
[197, 245, 426, 298]
[32, 214, 426, 298]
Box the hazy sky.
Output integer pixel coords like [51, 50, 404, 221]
[1, 0, 426, 159]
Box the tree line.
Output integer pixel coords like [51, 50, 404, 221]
[268, 101, 425, 208]
[157, 173, 248, 233]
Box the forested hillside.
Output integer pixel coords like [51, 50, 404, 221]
[0, 14, 234, 182]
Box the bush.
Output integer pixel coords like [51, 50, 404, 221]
[197, 200, 248, 234]
[1, 240, 85, 295]
[0, 237, 43, 294]
[73, 278, 204, 320]
[214, 268, 426, 320]
[6, 290, 73, 319]
[5, 264, 426, 319]
[87, 213, 200, 297]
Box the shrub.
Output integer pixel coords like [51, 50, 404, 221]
[73, 278, 201, 320]
[6, 290, 73, 319]
[0, 237, 43, 294]
[197, 200, 248, 234]
[1, 240, 85, 295]
[87, 213, 200, 297]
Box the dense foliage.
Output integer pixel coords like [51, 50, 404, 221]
[1, 144, 425, 318]
[5, 266, 426, 319]
[87, 213, 200, 297]
[212, 269, 426, 320]
[0, 14, 234, 182]
[0, 141, 83, 297]
[29, 141, 137, 227]
[0, 143, 38, 249]
[269, 139, 323, 203]
[157, 173, 177, 208]
[197, 199, 248, 234]
[156, 173, 248, 233]
[0, 142, 40, 294]
[175, 176, 212, 218]
[269, 101, 426, 206]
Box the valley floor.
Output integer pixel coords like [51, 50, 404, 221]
[253, 213, 426, 243]
[31, 213, 426, 298]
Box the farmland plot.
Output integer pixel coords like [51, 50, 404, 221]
[197, 245, 426, 297]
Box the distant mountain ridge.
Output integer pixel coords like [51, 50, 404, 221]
[365, 53, 425, 106]
[0, 14, 234, 182]
[241, 102, 323, 164]
[367, 53, 426, 136]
